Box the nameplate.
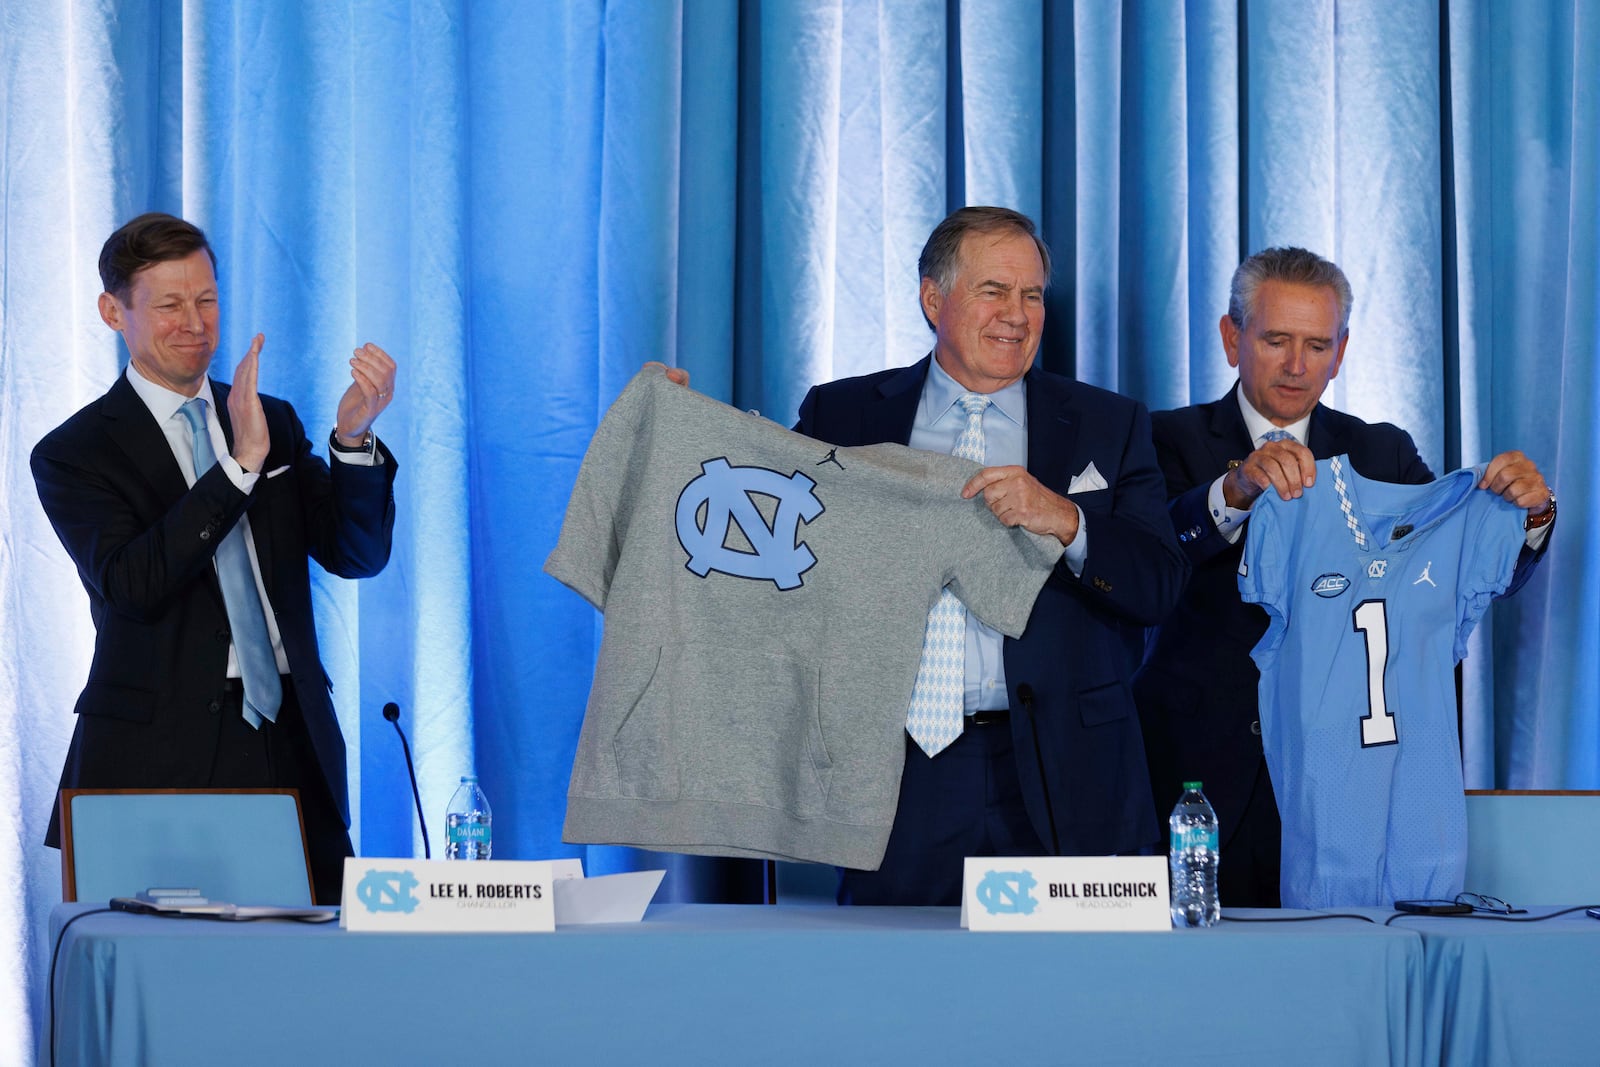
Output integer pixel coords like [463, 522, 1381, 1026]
[961, 856, 1170, 932]
[340, 858, 554, 932]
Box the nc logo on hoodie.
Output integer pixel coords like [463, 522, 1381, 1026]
[676, 458, 824, 590]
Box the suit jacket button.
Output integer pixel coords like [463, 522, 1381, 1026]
[1251, 720, 1262, 736]
[216, 628, 230, 642]
[208, 700, 222, 715]
[199, 529, 211, 541]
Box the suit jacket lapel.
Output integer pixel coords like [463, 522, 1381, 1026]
[101, 373, 192, 505]
[1024, 368, 1079, 490]
[1306, 404, 1347, 460]
[872, 356, 929, 446]
[212, 379, 234, 452]
[1203, 383, 1253, 472]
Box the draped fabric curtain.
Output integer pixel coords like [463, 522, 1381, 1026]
[2, 2, 1595, 1060]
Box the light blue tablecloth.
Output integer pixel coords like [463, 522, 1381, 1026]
[1382, 906, 1600, 1065]
[45, 903, 1423, 1066]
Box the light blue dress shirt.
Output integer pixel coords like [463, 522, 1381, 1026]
[909, 356, 1071, 712]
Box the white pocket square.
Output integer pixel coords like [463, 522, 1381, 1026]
[1068, 462, 1108, 494]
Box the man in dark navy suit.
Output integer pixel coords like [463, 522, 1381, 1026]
[1134, 246, 1554, 907]
[32, 213, 398, 903]
[793, 207, 1187, 905]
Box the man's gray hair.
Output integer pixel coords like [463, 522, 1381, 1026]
[918, 206, 1053, 302]
[1228, 246, 1353, 335]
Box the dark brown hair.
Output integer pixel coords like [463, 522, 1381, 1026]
[99, 213, 217, 303]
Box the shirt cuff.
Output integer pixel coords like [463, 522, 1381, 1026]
[1208, 475, 1250, 545]
[331, 447, 378, 467]
[218, 454, 260, 492]
[1061, 503, 1087, 577]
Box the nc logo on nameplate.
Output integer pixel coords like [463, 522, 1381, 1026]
[961, 856, 1170, 932]
[340, 859, 554, 932]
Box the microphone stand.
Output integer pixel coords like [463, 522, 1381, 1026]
[383, 702, 432, 859]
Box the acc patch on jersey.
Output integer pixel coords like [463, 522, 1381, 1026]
[1310, 572, 1350, 598]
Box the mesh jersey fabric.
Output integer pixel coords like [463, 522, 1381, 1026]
[1239, 457, 1524, 908]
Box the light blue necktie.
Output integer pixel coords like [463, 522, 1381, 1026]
[1260, 428, 1295, 444]
[179, 398, 282, 728]
[906, 392, 990, 756]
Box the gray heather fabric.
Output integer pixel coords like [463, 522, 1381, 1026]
[545, 368, 1064, 868]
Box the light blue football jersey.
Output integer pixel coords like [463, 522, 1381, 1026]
[1239, 456, 1525, 909]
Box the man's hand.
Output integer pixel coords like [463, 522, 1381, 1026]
[1222, 438, 1318, 509]
[335, 343, 398, 446]
[228, 334, 270, 473]
[645, 360, 690, 387]
[1479, 450, 1552, 513]
[962, 465, 1081, 546]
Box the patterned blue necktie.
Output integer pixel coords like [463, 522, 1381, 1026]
[906, 392, 991, 756]
[1260, 428, 1295, 444]
[179, 398, 282, 728]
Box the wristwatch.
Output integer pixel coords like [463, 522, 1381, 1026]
[1524, 490, 1557, 531]
[329, 428, 376, 460]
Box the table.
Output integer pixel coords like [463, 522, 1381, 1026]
[44, 903, 1419, 1065]
[1380, 907, 1600, 1065]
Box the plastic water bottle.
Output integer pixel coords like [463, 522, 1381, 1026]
[1169, 780, 1220, 927]
[445, 775, 492, 860]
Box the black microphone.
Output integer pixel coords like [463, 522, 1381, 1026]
[383, 701, 431, 859]
[1016, 683, 1061, 855]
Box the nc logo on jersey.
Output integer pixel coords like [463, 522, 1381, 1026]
[1367, 559, 1388, 579]
[676, 458, 824, 590]
[1311, 572, 1351, 599]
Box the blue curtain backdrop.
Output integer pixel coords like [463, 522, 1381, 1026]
[2, 1, 1597, 1059]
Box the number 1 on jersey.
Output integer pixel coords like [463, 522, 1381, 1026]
[1353, 599, 1398, 746]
